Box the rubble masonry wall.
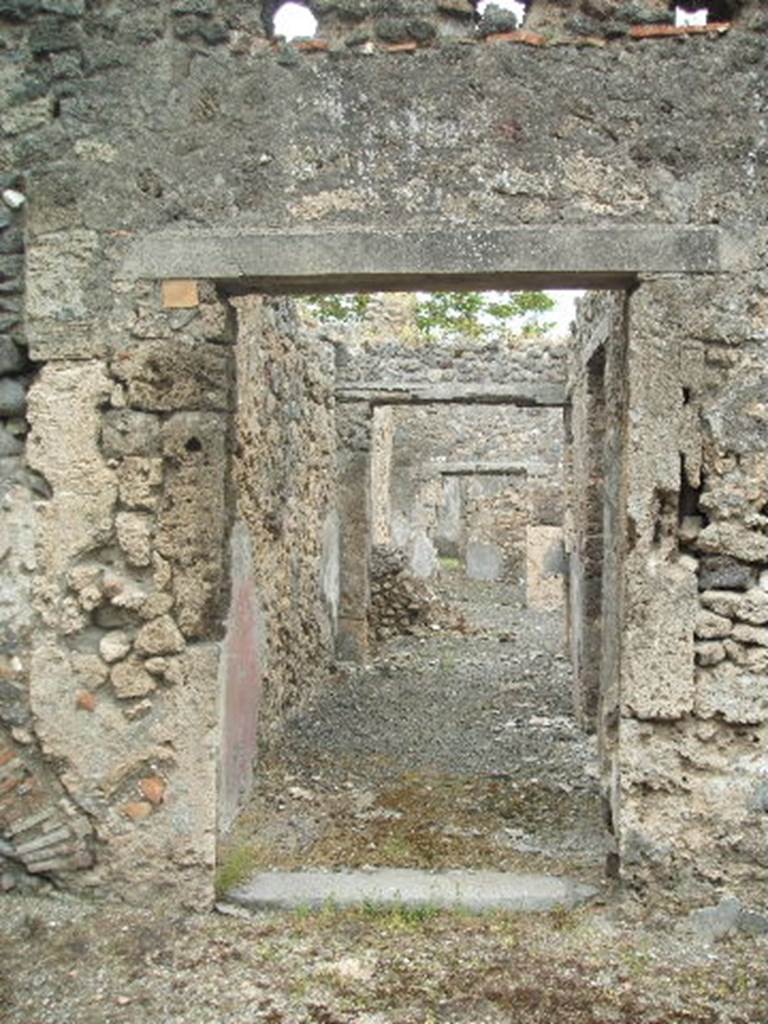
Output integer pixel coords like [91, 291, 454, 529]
[0, 0, 765, 901]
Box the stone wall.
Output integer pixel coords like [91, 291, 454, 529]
[381, 402, 564, 582]
[617, 276, 768, 902]
[10, 281, 235, 904]
[567, 279, 768, 902]
[0, 0, 765, 902]
[230, 295, 338, 781]
[1, 271, 337, 896]
[566, 292, 623, 731]
[267, 1, 761, 50]
[336, 327, 567, 393]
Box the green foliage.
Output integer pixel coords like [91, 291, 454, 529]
[301, 289, 556, 341]
[214, 845, 260, 897]
[302, 293, 371, 322]
[438, 555, 463, 574]
[415, 290, 555, 339]
[359, 900, 442, 929]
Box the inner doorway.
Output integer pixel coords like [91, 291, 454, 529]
[216, 282, 627, 904]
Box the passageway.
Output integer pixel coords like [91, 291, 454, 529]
[217, 287, 614, 903]
[223, 572, 608, 889]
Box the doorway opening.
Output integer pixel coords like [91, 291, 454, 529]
[216, 279, 629, 906]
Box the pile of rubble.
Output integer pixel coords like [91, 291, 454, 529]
[368, 544, 464, 641]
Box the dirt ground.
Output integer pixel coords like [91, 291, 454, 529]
[1, 889, 767, 1024]
[222, 575, 609, 890]
[2, 576, 767, 1022]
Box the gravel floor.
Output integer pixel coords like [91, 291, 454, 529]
[2, 577, 766, 1024]
[1, 890, 766, 1024]
[224, 576, 609, 886]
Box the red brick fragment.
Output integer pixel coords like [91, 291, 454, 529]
[75, 690, 96, 712]
[296, 39, 329, 52]
[485, 30, 547, 47]
[139, 776, 166, 806]
[120, 801, 152, 821]
[383, 41, 419, 52]
[629, 22, 730, 39]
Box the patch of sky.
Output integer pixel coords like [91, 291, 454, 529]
[273, 1, 317, 40]
[476, 0, 528, 25]
[675, 6, 708, 26]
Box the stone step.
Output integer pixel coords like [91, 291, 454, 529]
[226, 867, 597, 914]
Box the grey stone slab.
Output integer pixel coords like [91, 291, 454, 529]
[336, 383, 567, 408]
[466, 541, 504, 582]
[121, 226, 731, 292]
[228, 868, 596, 914]
[438, 460, 531, 477]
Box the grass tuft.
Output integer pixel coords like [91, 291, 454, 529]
[214, 844, 260, 897]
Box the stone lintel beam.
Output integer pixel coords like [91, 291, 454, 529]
[335, 383, 566, 407]
[120, 226, 754, 292]
[438, 460, 544, 477]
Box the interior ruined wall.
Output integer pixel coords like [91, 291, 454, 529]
[230, 295, 337, 750]
[0, 0, 765, 901]
[370, 405, 394, 546]
[618, 276, 768, 902]
[567, 294, 618, 731]
[382, 403, 564, 582]
[335, 401, 373, 661]
[336, 332, 567, 395]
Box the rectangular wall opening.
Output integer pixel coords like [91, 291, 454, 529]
[217, 281, 629, 911]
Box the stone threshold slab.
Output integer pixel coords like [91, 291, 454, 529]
[226, 868, 597, 914]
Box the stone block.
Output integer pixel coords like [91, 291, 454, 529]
[622, 560, 696, 720]
[695, 610, 732, 640]
[734, 588, 768, 625]
[162, 279, 199, 309]
[0, 378, 26, 416]
[111, 339, 231, 412]
[723, 639, 768, 672]
[0, 337, 26, 374]
[117, 457, 163, 510]
[134, 615, 185, 656]
[70, 652, 109, 689]
[696, 663, 768, 724]
[698, 555, 755, 592]
[696, 522, 768, 564]
[111, 656, 157, 699]
[27, 320, 107, 361]
[732, 623, 768, 647]
[115, 511, 152, 567]
[694, 641, 726, 667]
[101, 410, 161, 457]
[700, 590, 741, 618]
[99, 630, 131, 664]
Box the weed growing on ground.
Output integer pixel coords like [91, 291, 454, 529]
[359, 900, 442, 929]
[214, 844, 260, 897]
[438, 555, 462, 574]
